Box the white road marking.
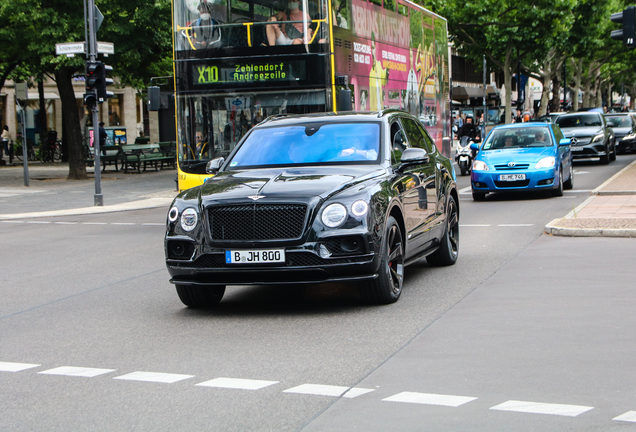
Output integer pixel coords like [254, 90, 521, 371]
[383, 391, 477, 407]
[459, 186, 472, 194]
[573, 170, 589, 174]
[26, 221, 52, 224]
[497, 224, 534, 227]
[564, 189, 592, 193]
[1, 220, 24, 223]
[460, 224, 491, 227]
[111, 223, 136, 225]
[81, 222, 108, 225]
[490, 400, 593, 417]
[54, 222, 77, 225]
[283, 384, 350, 397]
[113, 371, 194, 383]
[614, 411, 636, 422]
[0, 361, 40, 372]
[39, 366, 115, 378]
[196, 377, 279, 390]
[342, 388, 375, 398]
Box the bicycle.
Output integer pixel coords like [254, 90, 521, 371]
[14, 136, 36, 161]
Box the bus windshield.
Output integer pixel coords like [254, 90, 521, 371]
[176, 90, 326, 174]
[174, 0, 345, 52]
[228, 123, 380, 168]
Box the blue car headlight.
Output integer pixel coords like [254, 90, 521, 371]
[472, 160, 489, 171]
[535, 157, 556, 169]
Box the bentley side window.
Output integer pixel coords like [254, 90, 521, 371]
[390, 121, 408, 165]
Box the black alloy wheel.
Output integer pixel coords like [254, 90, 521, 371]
[427, 195, 459, 266]
[551, 167, 564, 197]
[176, 284, 226, 308]
[600, 144, 611, 164]
[360, 216, 404, 305]
[610, 142, 617, 161]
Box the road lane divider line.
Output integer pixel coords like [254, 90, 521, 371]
[497, 224, 534, 227]
[614, 411, 636, 423]
[114, 371, 194, 384]
[490, 400, 593, 417]
[39, 366, 115, 378]
[0, 361, 40, 372]
[283, 384, 350, 397]
[196, 377, 279, 390]
[383, 391, 477, 407]
[459, 224, 491, 227]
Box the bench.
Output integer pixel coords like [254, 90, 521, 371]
[120, 143, 176, 173]
[84, 144, 124, 172]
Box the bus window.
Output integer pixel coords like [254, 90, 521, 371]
[384, 0, 395, 12]
[332, 0, 349, 29]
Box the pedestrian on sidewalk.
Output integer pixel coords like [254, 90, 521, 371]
[1, 125, 9, 159]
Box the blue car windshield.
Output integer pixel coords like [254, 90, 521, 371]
[481, 127, 553, 150]
[227, 123, 381, 168]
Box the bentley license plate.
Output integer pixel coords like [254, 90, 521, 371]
[226, 249, 285, 264]
[499, 174, 526, 181]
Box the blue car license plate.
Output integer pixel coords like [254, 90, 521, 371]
[226, 249, 285, 264]
[499, 174, 526, 181]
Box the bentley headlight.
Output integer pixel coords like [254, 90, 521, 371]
[322, 203, 347, 228]
[592, 134, 604, 143]
[351, 200, 369, 217]
[472, 160, 489, 171]
[535, 157, 556, 169]
[180, 208, 198, 232]
[168, 206, 179, 223]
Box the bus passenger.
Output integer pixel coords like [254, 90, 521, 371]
[192, 2, 221, 48]
[266, 0, 312, 45]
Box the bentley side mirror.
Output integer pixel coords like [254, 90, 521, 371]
[399, 148, 429, 168]
[206, 157, 225, 174]
[559, 138, 572, 146]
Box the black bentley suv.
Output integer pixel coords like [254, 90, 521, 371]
[165, 111, 459, 307]
[555, 112, 616, 164]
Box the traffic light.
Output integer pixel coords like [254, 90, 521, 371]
[611, 6, 635, 48]
[96, 63, 114, 102]
[85, 61, 114, 104]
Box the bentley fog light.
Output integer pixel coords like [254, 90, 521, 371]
[180, 208, 198, 232]
[322, 203, 347, 228]
[168, 206, 179, 223]
[535, 157, 555, 169]
[472, 160, 489, 171]
[351, 200, 369, 217]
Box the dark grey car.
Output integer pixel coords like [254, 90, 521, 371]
[605, 113, 636, 154]
[555, 112, 616, 164]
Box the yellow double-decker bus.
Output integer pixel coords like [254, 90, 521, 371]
[169, 0, 450, 190]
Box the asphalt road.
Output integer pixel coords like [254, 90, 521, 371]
[1, 154, 635, 431]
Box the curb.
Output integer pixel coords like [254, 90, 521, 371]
[544, 219, 636, 238]
[0, 197, 174, 220]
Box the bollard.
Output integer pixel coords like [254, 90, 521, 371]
[9, 140, 14, 164]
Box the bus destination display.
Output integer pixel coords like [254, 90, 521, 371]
[194, 60, 307, 85]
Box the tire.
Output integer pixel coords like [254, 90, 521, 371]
[54, 146, 62, 161]
[360, 216, 404, 305]
[600, 147, 610, 164]
[472, 192, 486, 201]
[426, 195, 459, 267]
[460, 167, 468, 176]
[610, 143, 617, 161]
[563, 163, 574, 190]
[176, 284, 225, 308]
[551, 167, 564, 197]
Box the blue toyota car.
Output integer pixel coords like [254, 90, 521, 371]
[470, 123, 574, 200]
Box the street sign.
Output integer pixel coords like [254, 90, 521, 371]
[15, 82, 27, 102]
[94, 6, 104, 33]
[55, 42, 85, 56]
[97, 42, 115, 55]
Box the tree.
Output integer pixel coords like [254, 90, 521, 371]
[424, 0, 574, 123]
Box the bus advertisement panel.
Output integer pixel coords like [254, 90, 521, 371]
[334, 0, 451, 155]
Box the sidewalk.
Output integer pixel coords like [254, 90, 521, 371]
[0, 161, 178, 220]
[545, 159, 636, 237]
